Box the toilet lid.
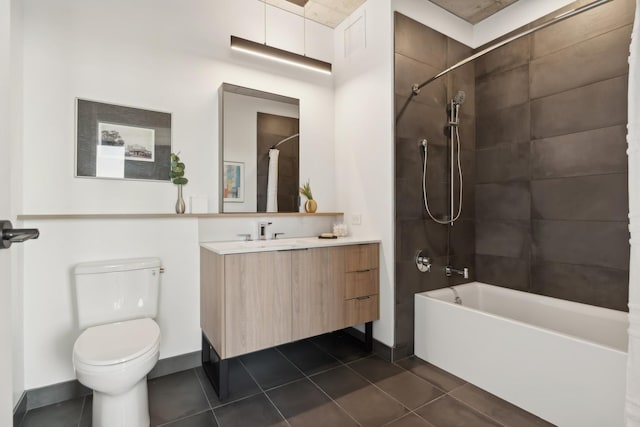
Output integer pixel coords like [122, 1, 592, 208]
[74, 318, 160, 366]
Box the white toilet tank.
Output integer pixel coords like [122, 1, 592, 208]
[75, 258, 162, 329]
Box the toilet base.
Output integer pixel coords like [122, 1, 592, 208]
[92, 376, 150, 427]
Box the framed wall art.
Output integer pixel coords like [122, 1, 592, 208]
[76, 98, 172, 181]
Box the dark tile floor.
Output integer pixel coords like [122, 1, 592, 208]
[16, 331, 553, 427]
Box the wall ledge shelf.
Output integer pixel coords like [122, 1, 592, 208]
[17, 212, 344, 220]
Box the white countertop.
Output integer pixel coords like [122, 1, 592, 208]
[200, 236, 381, 255]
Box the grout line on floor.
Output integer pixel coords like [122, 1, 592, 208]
[447, 392, 510, 427]
[305, 373, 364, 427]
[76, 395, 87, 427]
[236, 356, 292, 427]
[192, 367, 214, 411]
[342, 359, 416, 412]
[156, 407, 213, 427]
[273, 343, 364, 426]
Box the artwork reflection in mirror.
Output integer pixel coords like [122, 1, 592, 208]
[221, 84, 300, 213]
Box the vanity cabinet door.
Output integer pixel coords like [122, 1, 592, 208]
[291, 246, 345, 340]
[224, 251, 292, 358]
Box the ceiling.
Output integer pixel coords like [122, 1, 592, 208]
[428, 0, 519, 24]
[263, 0, 520, 28]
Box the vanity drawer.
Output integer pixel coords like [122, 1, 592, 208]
[345, 244, 379, 272]
[345, 294, 379, 325]
[345, 269, 378, 299]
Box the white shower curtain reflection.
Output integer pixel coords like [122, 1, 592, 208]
[266, 149, 279, 212]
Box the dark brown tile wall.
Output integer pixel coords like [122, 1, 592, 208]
[394, 13, 476, 358]
[393, 0, 633, 356]
[474, 0, 633, 311]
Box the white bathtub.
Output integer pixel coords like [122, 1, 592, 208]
[415, 282, 628, 427]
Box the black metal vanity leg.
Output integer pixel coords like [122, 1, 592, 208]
[201, 332, 229, 400]
[218, 359, 229, 399]
[364, 321, 373, 352]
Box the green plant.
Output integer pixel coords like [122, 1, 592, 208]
[170, 152, 188, 185]
[299, 180, 313, 200]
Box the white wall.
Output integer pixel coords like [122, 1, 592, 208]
[22, 218, 199, 388]
[333, 2, 395, 347]
[20, 0, 336, 390]
[21, 0, 334, 215]
[10, 0, 23, 409]
[0, 0, 14, 421]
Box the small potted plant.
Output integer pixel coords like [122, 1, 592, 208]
[170, 152, 188, 214]
[299, 179, 317, 213]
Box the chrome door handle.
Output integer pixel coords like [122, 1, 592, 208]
[1, 220, 39, 249]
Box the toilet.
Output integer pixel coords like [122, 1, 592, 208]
[72, 258, 162, 427]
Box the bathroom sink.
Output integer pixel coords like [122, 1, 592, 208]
[202, 238, 300, 254]
[201, 236, 380, 255]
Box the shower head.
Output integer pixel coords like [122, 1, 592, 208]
[452, 90, 466, 105]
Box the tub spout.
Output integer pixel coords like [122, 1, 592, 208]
[445, 266, 468, 279]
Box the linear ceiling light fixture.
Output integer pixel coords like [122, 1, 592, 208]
[230, 35, 332, 75]
[230, 0, 331, 75]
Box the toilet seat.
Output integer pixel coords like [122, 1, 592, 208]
[74, 318, 160, 366]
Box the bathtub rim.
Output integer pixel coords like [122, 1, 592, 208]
[416, 282, 629, 354]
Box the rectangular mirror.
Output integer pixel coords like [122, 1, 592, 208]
[220, 83, 300, 213]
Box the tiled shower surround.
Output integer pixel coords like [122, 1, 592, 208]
[394, 12, 477, 358]
[394, 0, 635, 357]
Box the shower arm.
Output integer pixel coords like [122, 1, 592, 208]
[411, 0, 612, 96]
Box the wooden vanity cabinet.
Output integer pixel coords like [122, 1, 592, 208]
[344, 244, 380, 325]
[200, 242, 379, 360]
[200, 249, 292, 359]
[291, 247, 346, 340]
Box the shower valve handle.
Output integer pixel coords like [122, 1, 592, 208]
[415, 250, 431, 273]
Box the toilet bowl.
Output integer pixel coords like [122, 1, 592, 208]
[73, 318, 160, 427]
[72, 258, 163, 427]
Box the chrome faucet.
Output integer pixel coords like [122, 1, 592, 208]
[445, 266, 469, 279]
[258, 222, 272, 240]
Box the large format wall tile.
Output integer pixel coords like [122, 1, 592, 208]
[395, 12, 475, 356]
[531, 25, 632, 99]
[476, 102, 530, 148]
[396, 95, 448, 143]
[476, 65, 529, 114]
[531, 75, 628, 139]
[395, 137, 424, 182]
[531, 261, 629, 311]
[394, 13, 447, 70]
[475, 254, 530, 291]
[532, 220, 629, 270]
[531, 125, 628, 179]
[476, 142, 530, 183]
[450, 219, 476, 256]
[531, 174, 628, 221]
[475, 36, 530, 79]
[398, 218, 449, 261]
[475, 182, 530, 220]
[396, 179, 425, 221]
[473, 3, 630, 312]
[532, 0, 635, 58]
[395, 53, 446, 107]
[476, 220, 530, 258]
